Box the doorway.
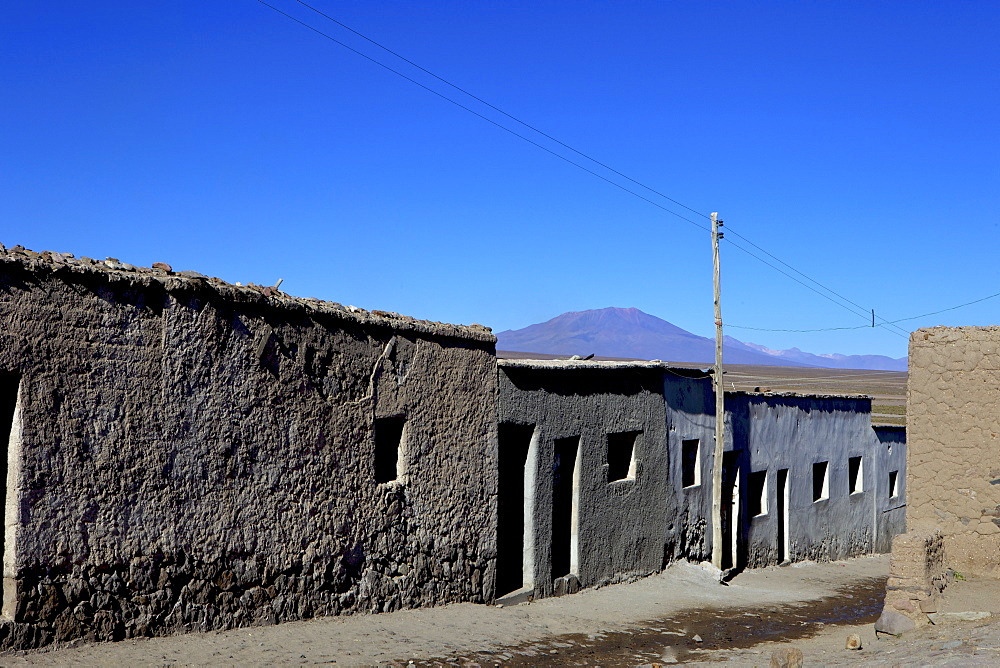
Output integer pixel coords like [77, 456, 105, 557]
[551, 436, 580, 581]
[496, 423, 534, 598]
[776, 468, 790, 563]
[0, 373, 20, 618]
[720, 451, 743, 571]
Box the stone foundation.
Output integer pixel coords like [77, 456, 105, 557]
[880, 530, 948, 628]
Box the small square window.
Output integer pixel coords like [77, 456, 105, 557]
[374, 416, 405, 483]
[748, 470, 768, 517]
[607, 431, 639, 482]
[812, 461, 829, 502]
[889, 470, 899, 498]
[682, 439, 700, 488]
[848, 456, 863, 494]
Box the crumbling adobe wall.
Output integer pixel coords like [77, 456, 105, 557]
[906, 326, 1000, 577]
[0, 246, 497, 650]
[879, 326, 1000, 631]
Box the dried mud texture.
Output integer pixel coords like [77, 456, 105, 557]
[907, 326, 1000, 576]
[0, 247, 498, 650]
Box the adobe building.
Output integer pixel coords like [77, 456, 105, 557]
[0, 243, 906, 650]
[0, 245, 498, 649]
[496, 358, 905, 603]
[880, 326, 1000, 630]
[495, 359, 674, 600]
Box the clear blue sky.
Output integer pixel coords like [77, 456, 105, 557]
[4, 1, 998, 358]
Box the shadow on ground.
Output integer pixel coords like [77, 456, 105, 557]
[410, 575, 886, 666]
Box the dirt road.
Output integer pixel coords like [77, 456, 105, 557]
[0, 556, 893, 665]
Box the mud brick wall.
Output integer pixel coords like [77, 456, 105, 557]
[907, 326, 1000, 577]
[0, 247, 497, 650]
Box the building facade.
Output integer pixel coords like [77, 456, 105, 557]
[497, 358, 906, 602]
[0, 246, 497, 648]
[0, 245, 906, 650]
[880, 326, 1000, 631]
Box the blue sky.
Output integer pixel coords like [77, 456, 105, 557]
[4, 1, 998, 358]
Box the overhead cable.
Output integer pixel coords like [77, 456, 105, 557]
[730, 289, 1000, 333]
[257, 1, 912, 337]
[256, 0, 710, 233]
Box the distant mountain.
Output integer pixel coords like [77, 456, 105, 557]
[495, 307, 906, 371]
[731, 339, 907, 371]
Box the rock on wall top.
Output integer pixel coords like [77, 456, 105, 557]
[0, 243, 494, 343]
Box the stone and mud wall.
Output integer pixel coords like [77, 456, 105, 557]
[0, 247, 497, 650]
[881, 326, 1000, 631]
[906, 326, 1000, 575]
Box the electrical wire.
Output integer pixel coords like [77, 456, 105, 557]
[293, 0, 713, 222]
[724, 228, 911, 337]
[256, 0, 710, 234]
[287, 0, 897, 333]
[730, 289, 1000, 333]
[256, 1, 921, 338]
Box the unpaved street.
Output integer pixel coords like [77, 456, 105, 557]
[8, 554, 1000, 666]
[2, 556, 891, 665]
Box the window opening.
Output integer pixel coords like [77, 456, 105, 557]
[748, 470, 768, 517]
[681, 439, 700, 488]
[374, 416, 405, 483]
[848, 456, 863, 494]
[606, 431, 639, 482]
[812, 461, 829, 502]
[889, 470, 899, 498]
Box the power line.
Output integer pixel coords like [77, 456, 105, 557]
[718, 239, 908, 338]
[293, 0, 711, 223]
[730, 289, 1000, 333]
[722, 227, 910, 336]
[257, 1, 912, 337]
[256, 0, 710, 234]
[886, 289, 1000, 325]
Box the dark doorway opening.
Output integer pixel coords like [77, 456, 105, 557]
[720, 451, 742, 571]
[777, 468, 790, 563]
[496, 423, 533, 598]
[0, 372, 19, 612]
[551, 436, 579, 581]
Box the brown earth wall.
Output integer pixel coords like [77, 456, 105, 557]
[907, 326, 1000, 578]
[0, 249, 498, 650]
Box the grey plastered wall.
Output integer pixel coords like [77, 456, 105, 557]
[662, 370, 716, 564]
[907, 326, 1000, 576]
[874, 426, 907, 553]
[664, 373, 901, 568]
[735, 394, 885, 566]
[496, 361, 669, 598]
[0, 248, 497, 650]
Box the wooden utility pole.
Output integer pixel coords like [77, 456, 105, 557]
[711, 212, 725, 571]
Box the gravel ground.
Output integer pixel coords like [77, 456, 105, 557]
[2, 554, 994, 666]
